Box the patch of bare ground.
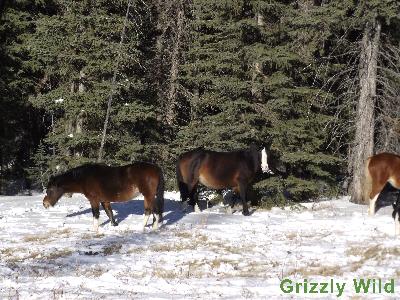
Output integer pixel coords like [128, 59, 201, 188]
[346, 245, 400, 272]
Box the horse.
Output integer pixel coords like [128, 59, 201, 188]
[176, 145, 273, 215]
[365, 152, 400, 234]
[43, 162, 164, 231]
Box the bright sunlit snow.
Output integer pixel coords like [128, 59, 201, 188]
[0, 193, 399, 299]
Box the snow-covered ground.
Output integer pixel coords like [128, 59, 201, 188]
[0, 192, 399, 299]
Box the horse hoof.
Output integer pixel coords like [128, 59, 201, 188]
[242, 210, 250, 216]
[112, 222, 118, 226]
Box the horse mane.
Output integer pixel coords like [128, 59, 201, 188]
[49, 163, 106, 186]
[247, 144, 261, 173]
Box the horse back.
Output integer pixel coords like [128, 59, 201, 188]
[177, 148, 258, 189]
[84, 162, 161, 201]
[203, 150, 256, 179]
[368, 153, 400, 189]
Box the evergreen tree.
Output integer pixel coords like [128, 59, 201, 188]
[0, 1, 44, 192]
[29, 0, 161, 174]
[176, 0, 258, 153]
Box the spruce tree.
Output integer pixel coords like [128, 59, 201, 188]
[29, 0, 160, 174]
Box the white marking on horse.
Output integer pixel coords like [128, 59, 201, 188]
[93, 217, 99, 232]
[152, 214, 160, 230]
[143, 214, 150, 231]
[388, 177, 400, 189]
[368, 193, 379, 216]
[261, 148, 273, 174]
[395, 212, 400, 235]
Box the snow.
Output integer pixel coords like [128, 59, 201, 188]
[54, 98, 64, 103]
[1, 193, 400, 299]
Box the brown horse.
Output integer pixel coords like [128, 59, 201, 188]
[43, 162, 164, 231]
[176, 145, 272, 215]
[365, 152, 400, 234]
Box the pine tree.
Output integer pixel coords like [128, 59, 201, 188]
[29, 0, 161, 174]
[177, 0, 258, 153]
[0, 1, 44, 192]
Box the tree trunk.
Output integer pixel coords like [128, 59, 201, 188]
[251, 12, 264, 101]
[350, 20, 381, 204]
[165, 2, 184, 126]
[98, 0, 131, 162]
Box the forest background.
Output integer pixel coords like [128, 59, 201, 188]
[1, 0, 399, 206]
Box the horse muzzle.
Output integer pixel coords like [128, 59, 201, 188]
[43, 200, 52, 209]
[262, 167, 274, 174]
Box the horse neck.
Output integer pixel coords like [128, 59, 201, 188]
[57, 173, 83, 194]
[249, 148, 261, 173]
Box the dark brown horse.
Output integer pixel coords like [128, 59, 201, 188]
[43, 162, 164, 231]
[176, 145, 272, 215]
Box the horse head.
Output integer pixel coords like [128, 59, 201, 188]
[43, 176, 64, 208]
[261, 147, 273, 174]
[257, 145, 286, 175]
[248, 144, 274, 174]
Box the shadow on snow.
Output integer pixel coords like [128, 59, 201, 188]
[66, 197, 187, 227]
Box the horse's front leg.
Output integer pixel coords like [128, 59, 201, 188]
[189, 185, 200, 212]
[101, 202, 118, 226]
[238, 182, 250, 216]
[90, 201, 100, 232]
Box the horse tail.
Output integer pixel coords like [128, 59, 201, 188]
[176, 161, 189, 202]
[155, 168, 165, 220]
[363, 156, 372, 204]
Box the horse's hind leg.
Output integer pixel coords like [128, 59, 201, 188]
[101, 202, 118, 226]
[143, 194, 154, 230]
[90, 201, 100, 232]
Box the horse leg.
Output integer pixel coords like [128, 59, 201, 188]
[143, 194, 156, 230]
[90, 201, 100, 232]
[368, 181, 383, 215]
[395, 210, 400, 235]
[101, 202, 118, 226]
[188, 183, 200, 212]
[238, 182, 250, 216]
[178, 181, 189, 202]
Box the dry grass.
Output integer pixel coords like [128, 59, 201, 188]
[23, 228, 72, 243]
[153, 268, 182, 279]
[288, 261, 344, 276]
[346, 244, 400, 272]
[81, 232, 105, 239]
[285, 232, 297, 240]
[103, 244, 122, 256]
[45, 249, 73, 260]
[1, 246, 73, 263]
[81, 266, 107, 278]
